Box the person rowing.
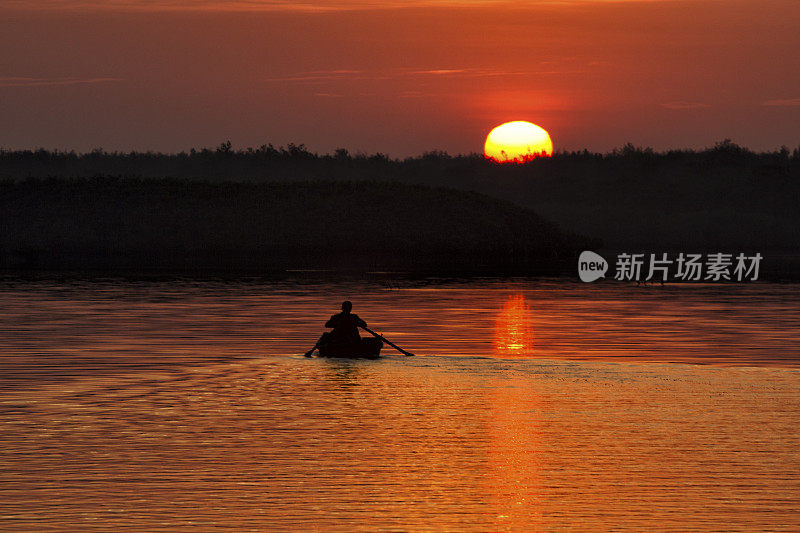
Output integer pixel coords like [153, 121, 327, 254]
[324, 300, 366, 346]
[304, 301, 415, 358]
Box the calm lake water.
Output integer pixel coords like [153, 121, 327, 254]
[1, 278, 799, 530]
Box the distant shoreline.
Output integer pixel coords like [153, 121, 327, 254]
[2, 250, 798, 282]
[3, 142, 798, 278]
[1, 179, 589, 276]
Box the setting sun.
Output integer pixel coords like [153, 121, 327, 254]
[484, 121, 553, 163]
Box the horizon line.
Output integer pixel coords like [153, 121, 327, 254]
[1, 140, 797, 159]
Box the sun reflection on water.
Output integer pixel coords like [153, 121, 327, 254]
[494, 294, 534, 357]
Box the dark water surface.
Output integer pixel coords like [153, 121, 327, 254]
[1, 278, 799, 530]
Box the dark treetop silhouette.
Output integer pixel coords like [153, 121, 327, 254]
[1, 140, 798, 252]
[2, 141, 798, 277]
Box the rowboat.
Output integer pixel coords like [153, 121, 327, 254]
[317, 337, 383, 359]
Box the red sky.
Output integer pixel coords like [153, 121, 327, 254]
[1, 0, 798, 155]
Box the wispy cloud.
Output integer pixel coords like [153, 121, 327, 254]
[0, 76, 123, 88]
[762, 97, 800, 107]
[265, 70, 369, 82]
[659, 101, 709, 110]
[409, 69, 469, 75]
[266, 67, 579, 84]
[3, 1, 459, 12]
[2, 0, 656, 12]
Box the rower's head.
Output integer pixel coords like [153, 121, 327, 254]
[341, 300, 353, 313]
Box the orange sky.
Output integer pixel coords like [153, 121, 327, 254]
[1, 0, 798, 155]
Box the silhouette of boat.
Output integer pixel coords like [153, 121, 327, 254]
[318, 337, 383, 359]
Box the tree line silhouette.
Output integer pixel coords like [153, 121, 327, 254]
[2, 140, 797, 184]
[1, 140, 798, 275]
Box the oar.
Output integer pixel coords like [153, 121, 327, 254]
[304, 339, 321, 357]
[361, 326, 415, 357]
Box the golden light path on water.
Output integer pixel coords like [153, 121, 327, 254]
[0, 279, 799, 530]
[494, 293, 535, 355]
